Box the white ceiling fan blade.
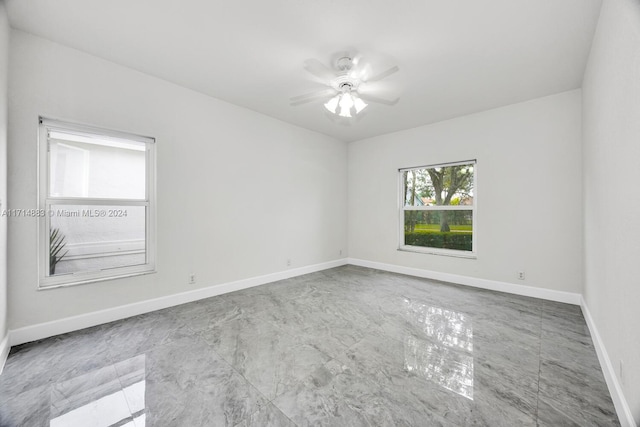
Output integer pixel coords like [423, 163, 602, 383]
[349, 53, 363, 67]
[290, 97, 331, 106]
[290, 89, 337, 106]
[359, 93, 400, 106]
[290, 88, 335, 102]
[365, 65, 399, 82]
[303, 59, 338, 81]
[350, 62, 372, 80]
[348, 53, 364, 74]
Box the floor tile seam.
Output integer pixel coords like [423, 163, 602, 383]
[472, 356, 541, 381]
[2, 379, 49, 406]
[538, 344, 597, 360]
[4, 337, 121, 418]
[314, 354, 390, 389]
[537, 380, 618, 409]
[472, 391, 539, 425]
[539, 315, 590, 328]
[266, 399, 301, 427]
[238, 396, 301, 427]
[539, 321, 591, 334]
[536, 393, 620, 424]
[112, 356, 138, 422]
[332, 331, 404, 363]
[473, 333, 541, 351]
[104, 332, 172, 364]
[537, 353, 603, 373]
[539, 325, 591, 339]
[193, 308, 340, 400]
[197, 321, 337, 399]
[537, 378, 616, 410]
[179, 313, 233, 336]
[256, 351, 340, 409]
[55, 335, 119, 384]
[359, 327, 406, 350]
[194, 331, 284, 419]
[473, 307, 544, 426]
[240, 371, 301, 427]
[540, 300, 583, 313]
[539, 309, 586, 321]
[105, 313, 190, 343]
[539, 335, 592, 350]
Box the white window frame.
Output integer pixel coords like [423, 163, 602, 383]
[398, 160, 477, 258]
[38, 117, 157, 289]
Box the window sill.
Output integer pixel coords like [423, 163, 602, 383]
[398, 245, 477, 259]
[38, 268, 156, 290]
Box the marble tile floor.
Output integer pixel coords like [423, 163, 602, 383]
[0, 265, 620, 426]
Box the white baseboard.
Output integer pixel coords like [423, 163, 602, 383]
[9, 258, 348, 346]
[581, 298, 636, 427]
[347, 258, 582, 304]
[0, 333, 9, 374]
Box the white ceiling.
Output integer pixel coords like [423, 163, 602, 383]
[6, 0, 602, 142]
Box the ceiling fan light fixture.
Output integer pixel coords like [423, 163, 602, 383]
[339, 107, 352, 118]
[324, 95, 340, 114]
[338, 92, 354, 117]
[354, 97, 368, 114]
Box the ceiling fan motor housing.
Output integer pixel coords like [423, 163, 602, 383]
[336, 56, 354, 72]
[334, 75, 359, 93]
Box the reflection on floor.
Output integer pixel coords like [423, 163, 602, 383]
[403, 303, 474, 400]
[50, 355, 145, 427]
[0, 266, 620, 426]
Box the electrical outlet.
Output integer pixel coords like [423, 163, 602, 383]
[188, 273, 196, 284]
[286, 259, 291, 267]
[517, 271, 525, 280]
[339, 249, 343, 256]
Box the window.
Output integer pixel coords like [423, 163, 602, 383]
[400, 160, 476, 257]
[38, 118, 156, 288]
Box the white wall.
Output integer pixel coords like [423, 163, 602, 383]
[0, 1, 9, 349]
[582, 0, 640, 423]
[8, 30, 347, 329]
[348, 90, 583, 294]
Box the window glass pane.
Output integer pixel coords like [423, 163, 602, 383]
[49, 204, 146, 276]
[49, 131, 146, 199]
[404, 210, 473, 251]
[404, 164, 474, 207]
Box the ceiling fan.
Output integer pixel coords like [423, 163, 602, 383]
[290, 55, 400, 118]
